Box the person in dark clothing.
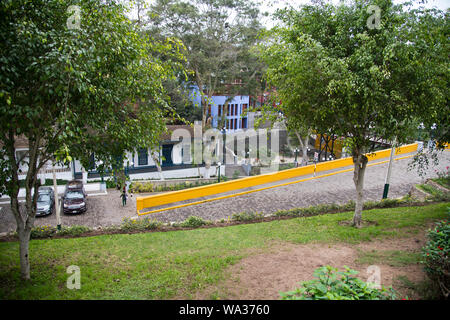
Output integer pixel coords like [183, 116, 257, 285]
[120, 190, 127, 206]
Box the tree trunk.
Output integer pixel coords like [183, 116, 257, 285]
[295, 131, 310, 166]
[352, 150, 368, 228]
[18, 227, 31, 280]
[151, 151, 164, 180]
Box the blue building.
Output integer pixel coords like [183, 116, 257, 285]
[190, 86, 252, 131]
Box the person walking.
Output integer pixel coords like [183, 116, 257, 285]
[120, 190, 127, 206]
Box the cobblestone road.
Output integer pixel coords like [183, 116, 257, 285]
[1, 151, 449, 233]
[147, 151, 450, 223]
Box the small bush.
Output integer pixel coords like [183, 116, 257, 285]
[30, 225, 57, 239]
[418, 184, 450, 202]
[58, 225, 91, 237]
[121, 217, 161, 231]
[30, 225, 92, 239]
[231, 211, 264, 222]
[280, 266, 397, 300]
[421, 208, 450, 299]
[342, 200, 356, 211]
[180, 216, 207, 228]
[232, 170, 240, 179]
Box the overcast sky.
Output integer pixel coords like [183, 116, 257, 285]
[127, 0, 449, 28]
[259, 0, 449, 27]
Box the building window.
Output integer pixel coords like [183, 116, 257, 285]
[234, 118, 237, 129]
[138, 148, 148, 166]
[242, 118, 248, 129]
[235, 104, 238, 115]
[218, 105, 222, 116]
[243, 104, 248, 113]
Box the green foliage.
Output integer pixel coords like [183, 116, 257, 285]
[259, 0, 448, 225]
[121, 217, 162, 231]
[421, 208, 450, 298]
[180, 216, 207, 228]
[274, 198, 414, 218]
[0, 0, 186, 278]
[417, 184, 450, 202]
[231, 211, 264, 222]
[30, 225, 91, 239]
[146, 0, 266, 127]
[58, 225, 91, 237]
[232, 170, 241, 179]
[0, 203, 447, 299]
[30, 225, 57, 239]
[280, 266, 397, 300]
[261, 1, 447, 151]
[128, 179, 221, 193]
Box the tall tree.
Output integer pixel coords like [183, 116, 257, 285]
[146, 0, 265, 175]
[0, 0, 182, 279]
[260, 0, 448, 227]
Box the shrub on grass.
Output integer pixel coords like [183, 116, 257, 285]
[30, 225, 57, 239]
[180, 216, 207, 228]
[58, 225, 91, 237]
[421, 208, 450, 299]
[231, 211, 264, 222]
[121, 217, 161, 231]
[418, 184, 450, 202]
[30, 225, 92, 239]
[280, 266, 397, 300]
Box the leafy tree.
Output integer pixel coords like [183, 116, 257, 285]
[0, 0, 181, 279]
[260, 0, 448, 227]
[146, 0, 265, 175]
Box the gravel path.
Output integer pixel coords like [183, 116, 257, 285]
[0, 190, 138, 233]
[0, 151, 449, 233]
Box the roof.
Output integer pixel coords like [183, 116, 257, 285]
[160, 125, 194, 141]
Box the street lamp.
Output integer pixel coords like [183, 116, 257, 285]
[221, 127, 226, 165]
[294, 147, 299, 167]
[217, 162, 222, 182]
[98, 160, 104, 183]
[52, 164, 61, 231]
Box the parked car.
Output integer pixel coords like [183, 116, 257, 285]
[36, 186, 55, 217]
[62, 180, 87, 214]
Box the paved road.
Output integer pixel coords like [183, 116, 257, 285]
[0, 151, 449, 233]
[146, 151, 450, 223]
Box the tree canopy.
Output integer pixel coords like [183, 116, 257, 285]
[146, 0, 266, 128]
[259, 0, 449, 226]
[0, 0, 183, 279]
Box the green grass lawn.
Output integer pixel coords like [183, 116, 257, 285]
[0, 202, 448, 300]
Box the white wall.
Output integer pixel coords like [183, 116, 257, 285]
[128, 165, 222, 180]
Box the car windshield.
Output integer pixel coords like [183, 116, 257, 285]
[65, 192, 84, 200]
[37, 194, 51, 203]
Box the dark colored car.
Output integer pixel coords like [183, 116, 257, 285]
[62, 180, 87, 214]
[36, 187, 55, 217]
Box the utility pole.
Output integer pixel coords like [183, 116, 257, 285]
[52, 164, 61, 231]
[382, 143, 396, 199]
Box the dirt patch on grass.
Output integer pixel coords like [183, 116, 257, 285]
[194, 231, 430, 300]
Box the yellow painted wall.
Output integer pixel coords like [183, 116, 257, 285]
[136, 143, 418, 213]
